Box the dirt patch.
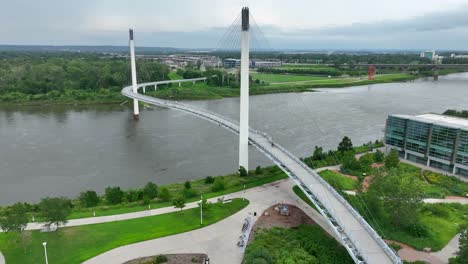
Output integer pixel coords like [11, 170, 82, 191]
[123, 253, 208, 264]
[249, 204, 316, 242]
[371, 163, 384, 169]
[361, 175, 373, 191]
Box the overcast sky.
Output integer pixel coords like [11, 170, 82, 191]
[1, 0, 468, 50]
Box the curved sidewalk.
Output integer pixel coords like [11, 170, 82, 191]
[83, 179, 333, 264]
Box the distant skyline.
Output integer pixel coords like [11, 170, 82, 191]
[1, 0, 468, 50]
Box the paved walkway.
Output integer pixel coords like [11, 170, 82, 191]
[83, 179, 335, 264]
[123, 81, 400, 263]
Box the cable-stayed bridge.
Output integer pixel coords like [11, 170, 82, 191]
[122, 7, 402, 264]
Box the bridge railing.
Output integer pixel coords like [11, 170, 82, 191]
[122, 84, 401, 263]
[260, 135, 400, 263]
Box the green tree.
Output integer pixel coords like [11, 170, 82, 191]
[312, 146, 325, 160]
[0, 203, 29, 233]
[338, 136, 354, 152]
[385, 149, 400, 169]
[158, 187, 172, 202]
[374, 149, 385, 163]
[79, 190, 100, 208]
[367, 169, 423, 227]
[143, 182, 158, 200]
[184, 180, 191, 189]
[239, 166, 248, 177]
[204, 176, 215, 184]
[340, 151, 362, 176]
[172, 196, 186, 212]
[39, 197, 72, 229]
[104, 186, 124, 205]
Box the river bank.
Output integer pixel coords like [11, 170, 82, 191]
[0, 73, 421, 105]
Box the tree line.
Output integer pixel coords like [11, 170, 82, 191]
[0, 53, 170, 95]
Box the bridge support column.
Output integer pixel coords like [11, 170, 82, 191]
[142, 86, 146, 94]
[179, 82, 181, 87]
[239, 7, 250, 170]
[434, 68, 439, 81]
[154, 84, 157, 91]
[193, 81, 195, 85]
[129, 29, 139, 120]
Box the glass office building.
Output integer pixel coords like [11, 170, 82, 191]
[385, 114, 468, 178]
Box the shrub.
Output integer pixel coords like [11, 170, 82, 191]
[153, 255, 168, 263]
[374, 150, 385, 162]
[182, 188, 198, 198]
[239, 166, 248, 177]
[255, 166, 263, 175]
[212, 178, 226, 192]
[204, 176, 215, 184]
[385, 149, 400, 169]
[143, 182, 158, 200]
[79, 190, 100, 208]
[125, 189, 143, 203]
[158, 187, 172, 202]
[184, 180, 192, 189]
[104, 187, 124, 205]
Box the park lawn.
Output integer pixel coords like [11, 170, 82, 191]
[0, 199, 249, 264]
[377, 203, 466, 251]
[281, 64, 337, 69]
[319, 170, 358, 190]
[168, 71, 182, 80]
[292, 186, 319, 212]
[65, 166, 287, 220]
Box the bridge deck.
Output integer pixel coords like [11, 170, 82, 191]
[122, 81, 401, 264]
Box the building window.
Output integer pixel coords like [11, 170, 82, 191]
[428, 125, 457, 161]
[385, 116, 406, 148]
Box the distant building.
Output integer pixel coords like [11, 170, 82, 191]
[420, 50, 435, 60]
[451, 54, 468, 59]
[223, 58, 281, 68]
[385, 114, 468, 178]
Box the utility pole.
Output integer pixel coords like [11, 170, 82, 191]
[239, 7, 250, 170]
[129, 28, 139, 120]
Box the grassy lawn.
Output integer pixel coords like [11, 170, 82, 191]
[319, 170, 358, 190]
[292, 186, 319, 212]
[0, 199, 249, 264]
[348, 194, 468, 251]
[62, 166, 287, 220]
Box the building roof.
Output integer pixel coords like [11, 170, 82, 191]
[391, 113, 468, 131]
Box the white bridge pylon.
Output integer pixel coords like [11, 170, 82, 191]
[125, 8, 401, 263]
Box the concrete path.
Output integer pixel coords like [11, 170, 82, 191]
[83, 179, 335, 264]
[431, 233, 461, 263]
[424, 197, 468, 204]
[0, 251, 4, 264]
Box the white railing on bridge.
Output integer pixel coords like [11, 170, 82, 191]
[122, 80, 402, 264]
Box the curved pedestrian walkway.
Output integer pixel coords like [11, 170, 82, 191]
[83, 179, 333, 264]
[123, 81, 400, 263]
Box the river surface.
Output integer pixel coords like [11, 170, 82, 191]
[1, 73, 467, 205]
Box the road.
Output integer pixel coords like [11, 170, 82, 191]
[122, 82, 400, 263]
[83, 179, 333, 264]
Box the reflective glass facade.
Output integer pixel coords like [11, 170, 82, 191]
[428, 125, 457, 161]
[406, 120, 430, 154]
[456, 130, 468, 166]
[385, 116, 406, 148]
[385, 114, 468, 177]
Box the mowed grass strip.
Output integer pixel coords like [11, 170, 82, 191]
[251, 73, 329, 83]
[319, 170, 358, 190]
[0, 199, 249, 264]
[67, 166, 287, 219]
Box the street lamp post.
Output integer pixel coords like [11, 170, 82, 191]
[200, 195, 203, 225]
[42, 242, 49, 264]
